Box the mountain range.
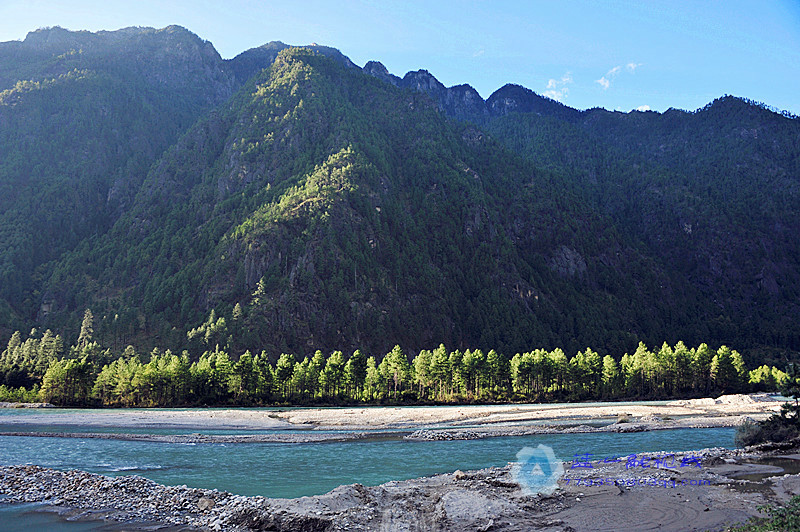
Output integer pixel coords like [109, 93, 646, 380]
[1, 25, 798, 365]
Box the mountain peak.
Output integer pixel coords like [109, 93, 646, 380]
[19, 25, 215, 60]
[228, 41, 355, 85]
[402, 69, 446, 93]
[23, 26, 91, 49]
[486, 83, 581, 121]
[363, 60, 401, 86]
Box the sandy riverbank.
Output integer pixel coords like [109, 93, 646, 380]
[0, 394, 786, 443]
[0, 413, 766, 443]
[0, 394, 784, 436]
[271, 393, 784, 430]
[0, 407, 295, 430]
[2, 441, 800, 531]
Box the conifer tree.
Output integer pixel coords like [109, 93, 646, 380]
[77, 309, 94, 349]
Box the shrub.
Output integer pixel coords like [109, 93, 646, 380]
[735, 403, 800, 447]
[729, 495, 800, 531]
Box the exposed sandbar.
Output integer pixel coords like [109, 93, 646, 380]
[0, 394, 783, 443]
[274, 393, 783, 430]
[0, 407, 295, 430]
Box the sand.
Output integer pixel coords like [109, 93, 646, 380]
[0, 407, 294, 430]
[0, 394, 784, 438]
[271, 393, 784, 429]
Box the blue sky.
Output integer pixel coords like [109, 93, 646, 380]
[1, 0, 798, 114]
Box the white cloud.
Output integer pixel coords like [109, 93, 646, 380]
[596, 62, 642, 90]
[635, 105, 651, 111]
[543, 88, 568, 100]
[473, 49, 485, 57]
[543, 72, 573, 102]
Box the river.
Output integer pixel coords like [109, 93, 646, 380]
[0, 405, 738, 528]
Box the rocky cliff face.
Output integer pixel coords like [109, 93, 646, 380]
[362, 65, 488, 120]
[362, 61, 401, 86]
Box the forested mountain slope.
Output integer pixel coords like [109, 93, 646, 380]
[0, 25, 233, 332]
[382, 67, 800, 361]
[0, 26, 400, 344]
[43, 47, 671, 357]
[1, 26, 798, 365]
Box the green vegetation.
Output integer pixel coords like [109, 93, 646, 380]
[41, 44, 661, 358]
[474, 95, 800, 361]
[728, 495, 800, 532]
[0, 26, 233, 341]
[735, 363, 800, 447]
[0, 315, 787, 406]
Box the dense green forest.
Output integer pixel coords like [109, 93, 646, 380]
[476, 95, 800, 356]
[36, 43, 676, 359]
[0, 310, 787, 406]
[0, 26, 235, 332]
[1, 26, 799, 375]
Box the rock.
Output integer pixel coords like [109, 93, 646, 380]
[477, 519, 495, 532]
[453, 470, 467, 480]
[689, 398, 716, 406]
[548, 245, 587, 278]
[0, 402, 54, 408]
[197, 497, 215, 510]
[612, 424, 647, 433]
[716, 394, 757, 405]
[640, 414, 663, 422]
[362, 60, 401, 86]
[437, 490, 514, 523]
[404, 429, 482, 441]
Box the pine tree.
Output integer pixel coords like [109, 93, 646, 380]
[275, 353, 296, 398]
[344, 349, 367, 400]
[77, 309, 94, 349]
[601, 355, 620, 398]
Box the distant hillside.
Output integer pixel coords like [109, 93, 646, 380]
[0, 26, 798, 366]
